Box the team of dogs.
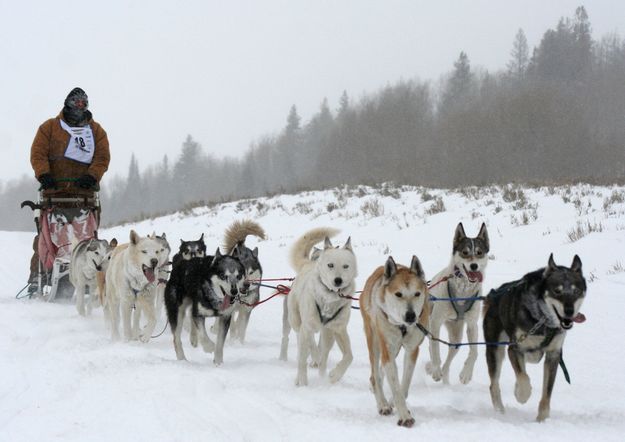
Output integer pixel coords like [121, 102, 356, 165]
[67, 220, 587, 427]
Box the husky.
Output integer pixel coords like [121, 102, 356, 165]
[360, 256, 429, 428]
[285, 227, 357, 386]
[425, 222, 489, 385]
[483, 254, 587, 422]
[223, 220, 265, 344]
[165, 248, 247, 365]
[166, 234, 208, 345]
[69, 234, 117, 316]
[105, 230, 169, 342]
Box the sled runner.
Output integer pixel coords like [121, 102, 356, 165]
[19, 179, 100, 302]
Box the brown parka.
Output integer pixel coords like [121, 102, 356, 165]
[30, 112, 110, 195]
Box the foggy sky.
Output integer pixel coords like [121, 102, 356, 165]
[1, 0, 624, 183]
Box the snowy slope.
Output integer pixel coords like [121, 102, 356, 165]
[1, 184, 624, 442]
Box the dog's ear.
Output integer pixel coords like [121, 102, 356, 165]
[410, 255, 425, 280]
[215, 247, 222, 258]
[311, 247, 321, 261]
[130, 230, 139, 246]
[477, 222, 489, 249]
[231, 245, 240, 258]
[343, 236, 353, 251]
[544, 253, 557, 276]
[160, 232, 167, 240]
[571, 255, 583, 274]
[324, 236, 333, 250]
[453, 223, 466, 250]
[109, 238, 118, 248]
[252, 247, 259, 258]
[199, 233, 204, 243]
[93, 230, 98, 239]
[87, 240, 98, 252]
[383, 256, 397, 282]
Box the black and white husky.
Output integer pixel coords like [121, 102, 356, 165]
[69, 234, 117, 316]
[426, 222, 489, 384]
[223, 220, 265, 344]
[165, 248, 247, 365]
[483, 254, 587, 421]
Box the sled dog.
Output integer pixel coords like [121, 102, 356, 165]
[483, 254, 587, 422]
[165, 248, 247, 365]
[425, 222, 489, 384]
[105, 230, 169, 342]
[223, 220, 265, 344]
[360, 256, 429, 427]
[69, 234, 117, 316]
[285, 227, 357, 386]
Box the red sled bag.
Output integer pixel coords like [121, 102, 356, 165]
[38, 208, 98, 271]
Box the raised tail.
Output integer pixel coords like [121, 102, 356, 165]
[223, 219, 266, 253]
[289, 227, 340, 272]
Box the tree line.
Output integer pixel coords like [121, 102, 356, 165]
[1, 6, 624, 230]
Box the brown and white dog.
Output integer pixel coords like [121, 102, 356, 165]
[360, 256, 429, 428]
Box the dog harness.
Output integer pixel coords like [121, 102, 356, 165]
[448, 282, 479, 321]
[315, 302, 345, 325]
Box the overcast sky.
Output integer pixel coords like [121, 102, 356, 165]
[1, 0, 624, 183]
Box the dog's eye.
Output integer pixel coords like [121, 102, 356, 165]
[553, 287, 562, 294]
[343, 264, 349, 269]
[476, 249, 483, 256]
[94, 251, 99, 255]
[462, 249, 470, 256]
[395, 292, 403, 298]
[415, 292, 421, 297]
[141, 250, 147, 254]
[328, 263, 334, 269]
[219, 273, 226, 280]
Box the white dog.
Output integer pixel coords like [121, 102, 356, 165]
[425, 222, 489, 384]
[285, 227, 357, 386]
[105, 230, 169, 342]
[69, 235, 117, 316]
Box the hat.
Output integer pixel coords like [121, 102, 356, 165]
[64, 87, 89, 110]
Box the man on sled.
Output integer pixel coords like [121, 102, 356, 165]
[24, 87, 110, 299]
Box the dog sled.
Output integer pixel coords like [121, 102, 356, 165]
[18, 179, 100, 302]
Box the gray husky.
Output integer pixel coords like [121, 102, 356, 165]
[223, 220, 265, 344]
[69, 234, 117, 316]
[426, 222, 489, 384]
[483, 254, 587, 421]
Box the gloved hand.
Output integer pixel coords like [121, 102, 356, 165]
[38, 173, 57, 190]
[76, 174, 97, 189]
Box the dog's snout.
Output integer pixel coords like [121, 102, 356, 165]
[95, 265, 102, 271]
[334, 277, 343, 287]
[564, 304, 575, 317]
[230, 286, 238, 296]
[150, 258, 158, 268]
[405, 310, 416, 324]
[470, 263, 478, 271]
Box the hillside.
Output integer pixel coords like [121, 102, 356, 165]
[1, 183, 624, 441]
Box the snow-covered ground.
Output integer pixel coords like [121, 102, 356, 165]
[1, 184, 624, 441]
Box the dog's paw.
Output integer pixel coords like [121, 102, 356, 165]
[295, 376, 308, 387]
[329, 368, 343, 384]
[309, 360, 319, 368]
[139, 333, 150, 344]
[190, 333, 198, 348]
[213, 358, 223, 367]
[378, 405, 393, 416]
[397, 417, 415, 428]
[429, 365, 443, 382]
[459, 366, 473, 385]
[514, 376, 532, 404]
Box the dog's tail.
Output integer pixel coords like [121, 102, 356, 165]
[223, 219, 266, 253]
[289, 227, 340, 272]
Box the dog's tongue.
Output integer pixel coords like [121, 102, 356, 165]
[573, 312, 586, 323]
[221, 294, 231, 310]
[467, 271, 483, 283]
[143, 267, 156, 283]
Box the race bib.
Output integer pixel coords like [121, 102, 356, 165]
[60, 120, 95, 164]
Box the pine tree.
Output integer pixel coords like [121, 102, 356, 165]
[440, 51, 472, 112]
[507, 29, 529, 78]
